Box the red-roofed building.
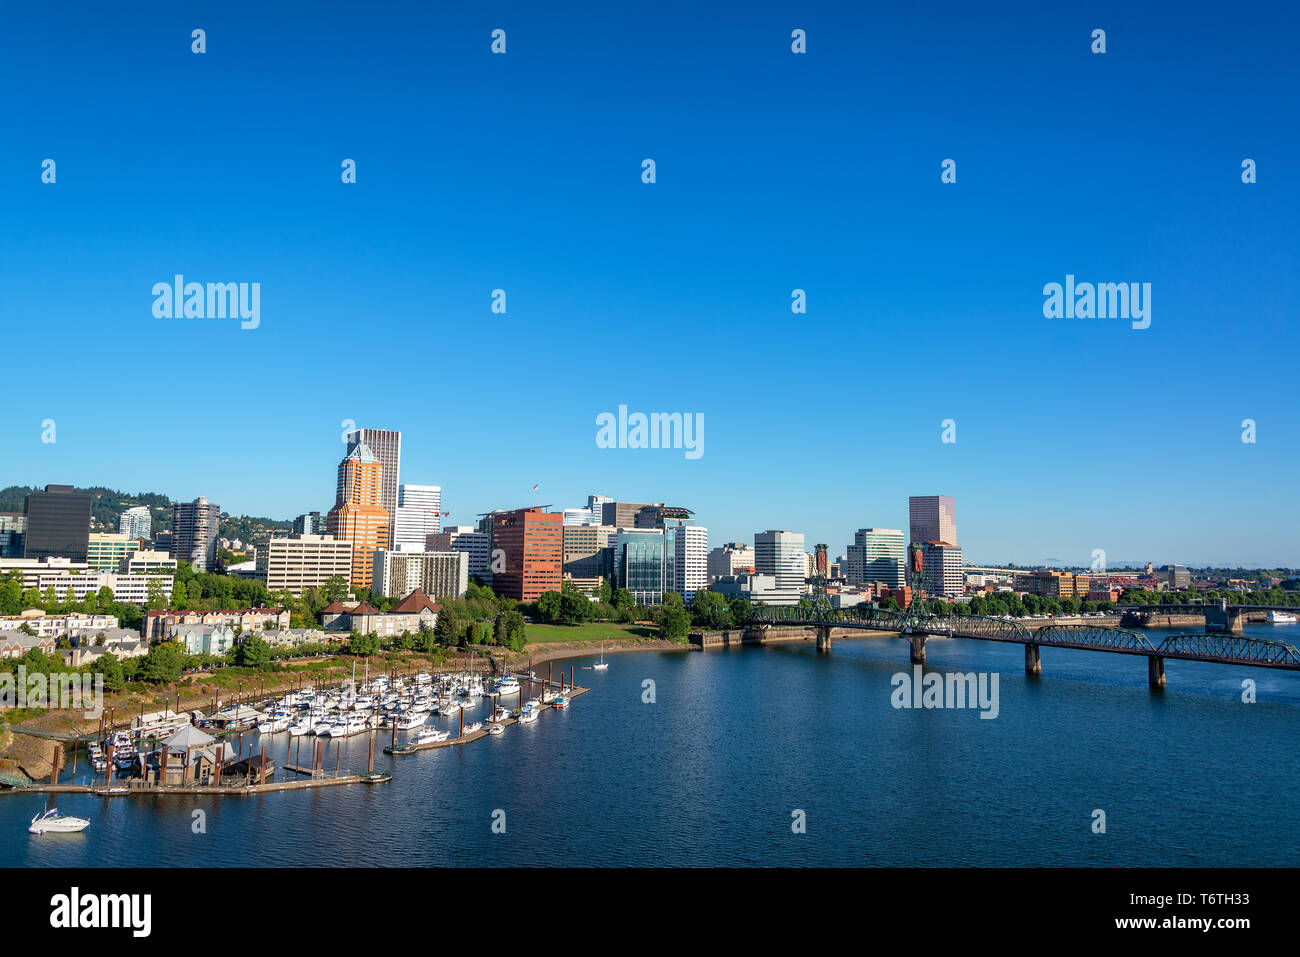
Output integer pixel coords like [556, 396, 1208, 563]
[320, 591, 440, 637]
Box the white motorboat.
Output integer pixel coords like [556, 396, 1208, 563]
[487, 723, 505, 735]
[29, 806, 90, 834]
[518, 706, 538, 724]
[395, 712, 426, 731]
[257, 713, 291, 734]
[411, 728, 449, 745]
[1267, 610, 1297, 624]
[495, 675, 520, 695]
[288, 720, 315, 736]
[462, 722, 483, 735]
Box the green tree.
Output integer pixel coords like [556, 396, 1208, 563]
[658, 592, 690, 641]
[235, 635, 272, 668]
[137, 643, 184, 683]
[536, 590, 563, 624]
[613, 588, 635, 611]
[691, 590, 733, 629]
[323, 576, 349, 602]
[434, 605, 462, 646]
[94, 652, 125, 693]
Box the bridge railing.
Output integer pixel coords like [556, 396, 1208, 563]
[1154, 633, 1300, 666]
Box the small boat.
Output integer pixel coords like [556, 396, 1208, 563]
[495, 675, 520, 695]
[518, 706, 538, 724]
[487, 723, 505, 735]
[551, 695, 570, 709]
[1267, 610, 1297, 624]
[257, 713, 291, 734]
[411, 728, 449, 745]
[29, 806, 90, 834]
[462, 722, 483, 735]
[592, 642, 609, 670]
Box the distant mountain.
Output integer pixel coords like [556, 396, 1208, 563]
[0, 485, 291, 543]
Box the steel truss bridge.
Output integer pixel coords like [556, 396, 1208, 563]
[746, 604, 1300, 683]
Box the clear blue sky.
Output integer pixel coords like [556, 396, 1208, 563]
[2, 2, 1296, 567]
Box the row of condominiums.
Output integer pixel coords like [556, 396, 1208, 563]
[0, 446, 962, 608]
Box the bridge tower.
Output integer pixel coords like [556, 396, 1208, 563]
[808, 544, 834, 652]
[905, 542, 929, 662]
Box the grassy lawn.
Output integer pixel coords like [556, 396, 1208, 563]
[524, 621, 657, 644]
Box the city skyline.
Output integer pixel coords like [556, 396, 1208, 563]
[4, 5, 1296, 567]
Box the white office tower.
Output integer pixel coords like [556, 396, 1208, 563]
[563, 494, 614, 527]
[670, 524, 708, 602]
[394, 484, 441, 550]
[118, 506, 152, 540]
[753, 530, 806, 605]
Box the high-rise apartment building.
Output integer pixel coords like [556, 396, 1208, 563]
[118, 505, 152, 540]
[393, 483, 441, 551]
[326, 443, 390, 590]
[846, 528, 906, 588]
[909, 495, 957, 547]
[171, 496, 221, 572]
[23, 485, 92, 562]
[345, 428, 401, 546]
[488, 507, 562, 601]
[258, 534, 354, 596]
[428, 526, 492, 583]
[753, 530, 806, 605]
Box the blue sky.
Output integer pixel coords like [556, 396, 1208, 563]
[2, 2, 1296, 566]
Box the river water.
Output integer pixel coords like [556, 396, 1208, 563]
[4, 622, 1298, 866]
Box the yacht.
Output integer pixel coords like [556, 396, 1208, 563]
[257, 712, 291, 734]
[288, 718, 316, 736]
[29, 806, 90, 834]
[438, 699, 462, 715]
[495, 675, 520, 695]
[551, 694, 570, 709]
[487, 723, 505, 736]
[411, 728, 449, 745]
[395, 712, 427, 731]
[518, 705, 538, 724]
[462, 722, 483, 735]
[1267, 610, 1297, 624]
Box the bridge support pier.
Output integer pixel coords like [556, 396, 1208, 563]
[1025, 643, 1041, 676]
[1148, 656, 1166, 688]
[908, 634, 927, 664]
[815, 626, 832, 653]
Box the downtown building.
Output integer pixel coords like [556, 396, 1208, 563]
[393, 483, 441, 550]
[258, 534, 354, 596]
[372, 547, 469, 600]
[562, 494, 614, 527]
[707, 542, 755, 580]
[345, 427, 401, 547]
[86, 532, 140, 572]
[326, 442, 390, 591]
[118, 505, 152, 540]
[752, 530, 806, 606]
[920, 541, 964, 599]
[845, 528, 906, 588]
[488, 507, 562, 601]
[909, 495, 957, 547]
[562, 524, 617, 585]
[22, 485, 92, 562]
[428, 526, 492, 583]
[171, 496, 221, 572]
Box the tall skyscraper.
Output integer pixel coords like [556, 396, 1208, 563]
[345, 428, 401, 546]
[847, 528, 906, 588]
[909, 496, 957, 547]
[171, 496, 221, 572]
[327, 442, 390, 590]
[488, 507, 562, 601]
[614, 529, 667, 606]
[23, 485, 92, 562]
[922, 541, 964, 599]
[754, 530, 806, 605]
[118, 505, 152, 540]
[393, 483, 441, 550]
